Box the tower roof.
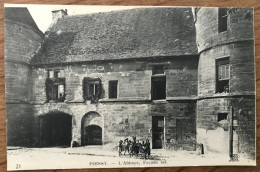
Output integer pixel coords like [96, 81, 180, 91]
[5, 7, 43, 36]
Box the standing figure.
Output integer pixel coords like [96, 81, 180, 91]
[118, 140, 123, 156]
[144, 140, 151, 159]
[134, 140, 141, 157]
[128, 140, 133, 157]
[122, 138, 129, 155]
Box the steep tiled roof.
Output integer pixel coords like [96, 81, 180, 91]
[31, 7, 198, 65]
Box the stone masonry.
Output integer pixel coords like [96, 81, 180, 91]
[4, 8, 43, 146]
[194, 7, 255, 158]
[4, 7, 255, 160]
[31, 56, 198, 150]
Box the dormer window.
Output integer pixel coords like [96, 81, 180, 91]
[45, 69, 65, 102]
[83, 77, 102, 103]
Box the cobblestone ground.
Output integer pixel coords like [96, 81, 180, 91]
[7, 146, 255, 170]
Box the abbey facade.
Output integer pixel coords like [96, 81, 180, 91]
[5, 7, 255, 159]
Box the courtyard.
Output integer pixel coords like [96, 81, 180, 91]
[7, 146, 255, 170]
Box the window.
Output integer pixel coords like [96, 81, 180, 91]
[216, 58, 230, 93]
[83, 77, 102, 102]
[109, 80, 118, 99]
[89, 83, 99, 96]
[218, 113, 228, 122]
[153, 65, 165, 75]
[48, 70, 64, 79]
[45, 69, 65, 102]
[158, 120, 164, 128]
[219, 8, 228, 33]
[217, 113, 229, 131]
[151, 65, 166, 100]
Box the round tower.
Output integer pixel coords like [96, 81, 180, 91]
[5, 7, 43, 146]
[193, 7, 255, 159]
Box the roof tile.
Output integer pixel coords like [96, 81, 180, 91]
[31, 7, 198, 65]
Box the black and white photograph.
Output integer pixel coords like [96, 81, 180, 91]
[4, 4, 256, 170]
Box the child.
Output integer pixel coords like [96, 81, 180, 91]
[144, 140, 151, 159]
[118, 140, 123, 156]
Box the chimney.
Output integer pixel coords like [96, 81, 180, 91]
[51, 9, 67, 23]
[46, 9, 67, 33]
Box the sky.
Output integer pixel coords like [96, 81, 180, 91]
[5, 4, 144, 32]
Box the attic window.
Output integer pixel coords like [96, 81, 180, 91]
[45, 69, 65, 102]
[216, 57, 230, 93]
[83, 77, 102, 103]
[219, 8, 228, 33]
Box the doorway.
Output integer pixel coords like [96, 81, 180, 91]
[152, 116, 164, 149]
[81, 112, 103, 146]
[176, 119, 186, 143]
[39, 112, 72, 147]
[83, 125, 102, 145]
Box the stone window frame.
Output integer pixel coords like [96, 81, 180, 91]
[45, 69, 66, 102]
[151, 65, 166, 100]
[108, 80, 119, 99]
[82, 77, 102, 103]
[215, 57, 230, 94]
[152, 65, 165, 75]
[218, 8, 229, 33]
[216, 112, 230, 131]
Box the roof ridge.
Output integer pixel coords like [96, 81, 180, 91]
[63, 6, 187, 19]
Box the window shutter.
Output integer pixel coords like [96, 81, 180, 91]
[45, 78, 53, 101]
[82, 77, 102, 102]
[82, 77, 89, 100]
[96, 78, 102, 98]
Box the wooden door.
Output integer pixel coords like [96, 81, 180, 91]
[84, 125, 102, 145]
[152, 116, 164, 149]
[39, 113, 72, 147]
[176, 119, 184, 143]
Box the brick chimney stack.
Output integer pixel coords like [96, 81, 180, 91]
[51, 9, 67, 23]
[46, 9, 67, 33]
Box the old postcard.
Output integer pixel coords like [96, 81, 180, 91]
[4, 4, 256, 171]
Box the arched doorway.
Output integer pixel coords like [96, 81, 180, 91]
[39, 112, 72, 147]
[84, 125, 102, 145]
[81, 112, 102, 146]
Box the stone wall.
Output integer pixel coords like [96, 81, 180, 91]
[31, 56, 198, 149]
[31, 101, 196, 150]
[198, 41, 255, 97]
[6, 103, 34, 146]
[195, 8, 253, 53]
[5, 18, 43, 103]
[194, 7, 255, 159]
[4, 9, 43, 146]
[150, 101, 196, 150]
[32, 56, 198, 103]
[197, 97, 255, 158]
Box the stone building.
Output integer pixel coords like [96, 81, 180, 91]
[5, 7, 255, 159]
[193, 7, 255, 158]
[4, 7, 44, 146]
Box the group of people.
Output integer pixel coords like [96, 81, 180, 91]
[118, 136, 151, 159]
